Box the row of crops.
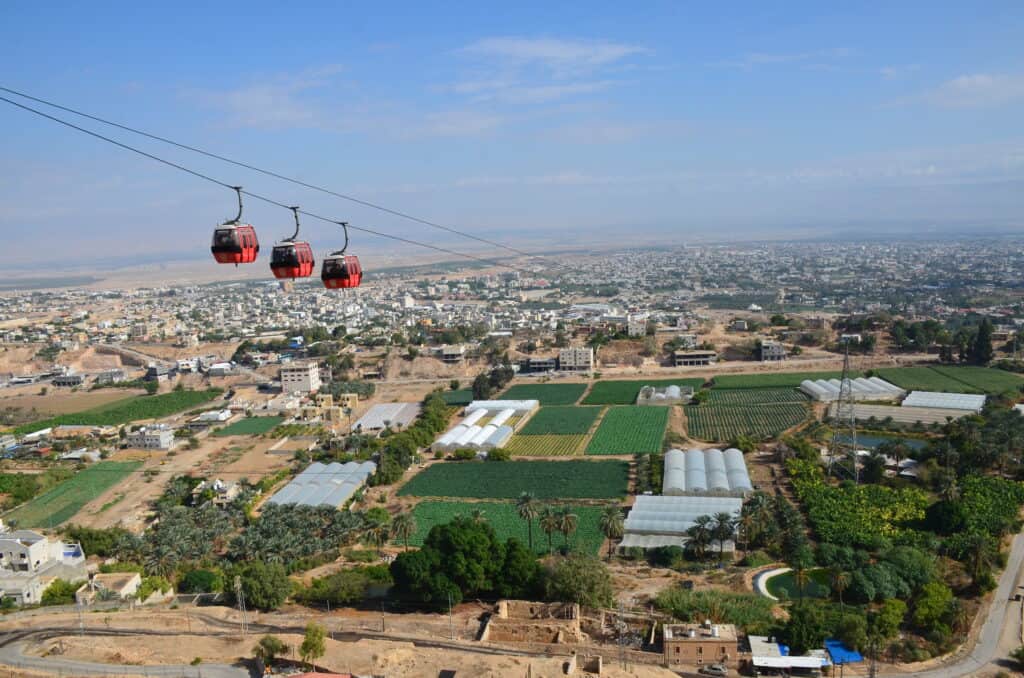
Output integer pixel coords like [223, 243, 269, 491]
[582, 378, 704, 405]
[501, 383, 588, 405]
[875, 366, 1024, 394]
[517, 406, 601, 435]
[3, 461, 143, 528]
[502, 434, 587, 456]
[584, 406, 668, 455]
[704, 388, 809, 406]
[405, 501, 607, 555]
[397, 459, 629, 499]
[686, 403, 809, 442]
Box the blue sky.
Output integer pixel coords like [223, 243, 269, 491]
[2, 1, 1024, 267]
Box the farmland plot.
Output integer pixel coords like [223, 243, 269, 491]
[874, 367, 978, 393]
[503, 434, 586, 456]
[441, 389, 473, 406]
[686, 403, 808, 442]
[4, 461, 143, 528]
[518, 406, 601, 436]
[213, 416, 284, 436]
[398, 459, 629, 499]
[501, 383, 588, 405]
[585, 406, 668, 455]
[14, 389, 224, 435]
[705, 388, 808, 406]
[405, 501, 606, 555]
[583, 379, 705, 405]
[929, 366, 1024, 393]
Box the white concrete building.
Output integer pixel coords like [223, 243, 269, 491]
[126, 425, 174, 450]
[559, 346, 594, 372]
[0, 524, 86, 606]
[280, 361, 321, 394]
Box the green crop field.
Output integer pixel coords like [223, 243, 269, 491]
[710, 372, 856, 389]
[213, 416, 284, 436]
[705, 388, 809, 406]
[14, 389, 224, 435]
[874, 367, 978, 393]
[398, 459, 629, 499]
[501, 383, 588, 405]
[441, 389, 474, 406]
[929, 366, 1024, 393]
[518, 406, 601, 435]
[582, 379, 705, 405]
[404, 501, 607, 555]
[503, 434, 586, 456]
[686, 403, 808, 441]
[4, 461, 143, 528]
[585, 406, 668, 455]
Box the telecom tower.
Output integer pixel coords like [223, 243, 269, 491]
[827, 341, 859, 482]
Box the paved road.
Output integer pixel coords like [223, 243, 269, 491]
[0, 642, 249, 677]
[880, 532, 1024, 678]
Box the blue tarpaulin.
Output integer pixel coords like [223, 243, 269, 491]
[825, 638, 864, 664]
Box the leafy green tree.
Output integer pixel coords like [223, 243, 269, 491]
[783, 601, 828, 655]
[496, 538, 541, 599]
[253, 635, 287, 667]
[179, 568, 223, 593]
[300, 622, 326, 668]
[545, 553, 614, 608]
[913, 581, 954, 633]
[972, 318, 994, 365]
[515, 491, 539, 550]
[236, 561, 291, 611]
[837, 612, 868, 652]
[872, 599, 907, 640]
[41, 579, 79, 606]
[296, 569, 372, 606]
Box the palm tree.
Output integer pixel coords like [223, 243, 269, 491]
[470, 508, 488, 524]
[831, 569, 850, 609]
[711, 512, 736, 561]
[793, 564, 810, 601]
[391, 513, 416, 552]
[363, 519, 390, 558]
[598, 505, 624, 560]
[516, 492, 540, 550]
[686, 515, 714, 561]
[556, 506, 578, 549]
[539, 506, 559, 553]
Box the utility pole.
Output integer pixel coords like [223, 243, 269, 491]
[234, 575, 247, 638]
[827, 340, 859, 482]
[448, 591, 454, 640]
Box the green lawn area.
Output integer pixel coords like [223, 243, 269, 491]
[710, 371, 856, 389]
[765, 568, 831, 599]
[585, 406, 668, 455]
[397, 459, 629, 499]
[404, 500, 607, 555]
[501, 383, 588, 405]
[13, 389, 224, 435]
[441, 389, 474, 406]
[3, 461, 143, 528]
[582, 379, 705, 405]
[213, 416, 285, 436]
[518, 406, 602, 435]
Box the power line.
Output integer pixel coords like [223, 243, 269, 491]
[0, 85, 557, 266]
[0, 94, 537, 274]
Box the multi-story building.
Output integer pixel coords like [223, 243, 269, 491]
[280, 361, 321, 394]
[126, 425, 174, 450]
[759, 340, 787, 362]
[673, 350, 718, 367]
[0, 523, 86, 606]
[663, 622, 738, 669]
[559, 346, 594, 372]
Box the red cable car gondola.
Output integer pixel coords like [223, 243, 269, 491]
[270, 206, 315, 279]
[211, 186, 259, 265]
[321, 221, 363, 289]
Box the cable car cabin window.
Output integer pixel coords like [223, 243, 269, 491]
[272, 245, 299, 266]
[213, 229, 239, 251]
[323, 259, 348, 277]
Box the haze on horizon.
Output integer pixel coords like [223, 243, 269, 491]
[2, 2, 1023, 268]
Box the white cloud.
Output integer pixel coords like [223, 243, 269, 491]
[453, 79, 613, 104]
[880, 64, 920, 80]
[409, 111, 504, 137]
[716, 47, 853, 70]
[924, 73, 1024, 108]
[459, 37, 649, 75]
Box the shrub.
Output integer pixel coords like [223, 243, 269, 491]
[655, 587, 775, 634]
